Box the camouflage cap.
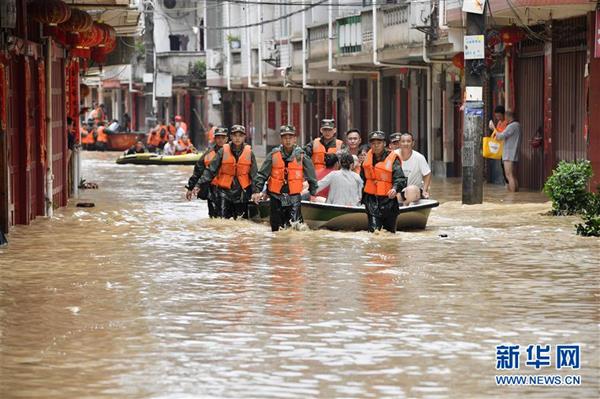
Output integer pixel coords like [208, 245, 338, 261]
[321, 119, 335, 129]
[230, 124, 246, 134]
[368, 130, 386, 141]
[390, 132, 402, 142]
[214, 127, 229, 136]
[280, 125, 296, 136]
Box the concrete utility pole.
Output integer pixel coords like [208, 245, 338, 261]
[462, 11, 485, 204]
[144, 1, 155, 130]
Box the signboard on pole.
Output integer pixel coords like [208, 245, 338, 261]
[462, 0, 486, 15]
[464, 35, 485, 59]
[155, 73, 172, 98]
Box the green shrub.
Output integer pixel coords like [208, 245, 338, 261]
[543, 160, 593, 215]
[191, 60, 206, 81]
[575, 190, 600, 237]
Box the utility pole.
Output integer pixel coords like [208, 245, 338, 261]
[462, 10, 486, 204]
[144, 1, 155, 130]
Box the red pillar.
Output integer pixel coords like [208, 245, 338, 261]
[588, 11, 600, 191]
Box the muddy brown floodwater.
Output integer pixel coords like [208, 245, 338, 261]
[1, 151, 598, 398]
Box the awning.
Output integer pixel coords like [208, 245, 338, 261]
[64, 1, 140, 36]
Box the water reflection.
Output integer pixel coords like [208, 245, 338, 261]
[0, 151, 598, 399]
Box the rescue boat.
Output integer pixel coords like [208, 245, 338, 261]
[248, 199, 439, 231]
[115, 152, 202, 165]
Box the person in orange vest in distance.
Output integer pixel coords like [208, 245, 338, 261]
[198, 125, 257, 219]
[94, 121, 109, 151]
[146, 122, 163, 153]
[91, 103, 105, 124]
[174, 115, 187, 141]
[304, 118, 347, 171]
[80, 124, 95, 149]
[186, 127, 229, 218]
[167, 119, 177, 137]
[175, 134, 197, 155]
[361, 130, 407, 233]
[206, 122, 216, 144]
[252, 125, 318, 231]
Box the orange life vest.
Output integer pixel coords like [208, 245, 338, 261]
[204, 148, 217, 167]
[175, 139, 193, 155]
[362, 150, 398, 196]
[268, 150, 304, 195]
[312, 138, 343, 171]
[496, 120, 508, 132]
[81, 128, 94, 144]
[147, 131, 161, 147]
[96, 126, 108, 143]
[213, 144, 253, 189]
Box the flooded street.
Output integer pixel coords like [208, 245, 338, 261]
[1, 151, 598, 398]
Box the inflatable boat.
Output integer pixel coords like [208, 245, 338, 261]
[115, 152, 202, 165]
[248, 199, 439, 231]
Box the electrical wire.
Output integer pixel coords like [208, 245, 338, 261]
[504, 0, 549, 42]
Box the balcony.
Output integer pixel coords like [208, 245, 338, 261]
[156, 51, 206, 82]
[381, 3, 426, 49]
[307, 23, 329, 62]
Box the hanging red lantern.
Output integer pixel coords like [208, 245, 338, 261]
[91, 35, 117, 65]
[59, 8, 93, 33]
[95, 22, 117, 48]
[76, 22, 104, 49]
[452, 52, 464, 70]
[500, 25, 526, 46]
[29, 0, 71, 27]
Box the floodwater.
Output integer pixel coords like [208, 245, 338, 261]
[1, 151, 598, 399]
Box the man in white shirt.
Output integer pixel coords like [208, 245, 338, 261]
[163, 134, 177, 155]
[394, 132, 432, 205]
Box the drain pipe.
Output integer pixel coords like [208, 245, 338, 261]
[257, 0, 265, 87]
[45, 37, 54, 217]
[245, 4, 254, 88]
[226, 2, 232, 91]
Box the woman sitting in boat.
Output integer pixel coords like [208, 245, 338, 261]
[163, 134, 177, 155]
[125, 140, 147, 155]
[175, 134, 197, 155]
[361, 131, 407, 233]
[310, 154, 339, 202]
[314, 152, 363, 206]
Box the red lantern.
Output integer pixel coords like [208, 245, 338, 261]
[29, 0, 71, 27]
[59, 8, 93, 33]
[76, 22, 104, 49]
[500, 25, 525, 46]
[95, 22, 117, 48]
[452, 52, 464, 70]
